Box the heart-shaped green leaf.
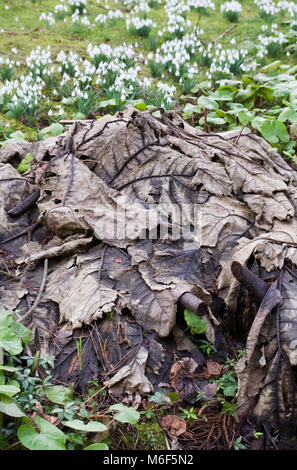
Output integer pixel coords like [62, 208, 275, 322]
[63, 419, 107, 432]
[18, 416, 66, 450]
[0, 394, 25, 417]
[0, 383, 20, 397]
[45, 385, 73, 405]
[84, 443, 109, 450]
[109, 404, 140, 424]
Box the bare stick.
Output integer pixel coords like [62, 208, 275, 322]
[7, 189, 40, 217]
[231, 261, 269, 302]
[213, 24, 237, 44]
[60, 120, 93, 125]
[179, 292, 209, 315]
[63, 152, 75, 206]
[0, 221, 39, 245]
[235, 125, 245, 145]
[21, 258, 48, 324]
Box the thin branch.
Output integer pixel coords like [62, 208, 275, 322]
[231, 261, 269, 302]
[62, 152, 75, 206]
[21, 258, 48, 324]
[235, 125, 246, 145]
[7, 189, 40, 217]
[0, 221, 39, 245]
[213, 24, 237, 44]
[179, 292, 208, 315]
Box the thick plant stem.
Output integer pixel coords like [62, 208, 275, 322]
[231, 261, 269, 302]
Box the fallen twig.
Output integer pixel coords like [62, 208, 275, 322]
[0, 269, 15, 278]
[235, 125, 246, 145]
[231, 261, 269, 302]
[213, 24, 237, 44]
[179, 292, 209, 315]
[63, 152, 75, 206]
[7, 189, 40, 217]
[21, 258, 48, 324]
[60, 119, 93, 125]
[0, 221, 39, 245]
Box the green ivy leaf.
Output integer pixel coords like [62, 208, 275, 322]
[0, 394, 26, 417]
[18, 415, 66, 450]
[84, 443, 109, 450]
[183, 103, 201, 117]
[0, 327, 23, 355]
[127, 99, 147, 110]
[45, 385, 73, 405]
[278, 108, 297, 124]
[0, 383, 20, 397]
[148, 391, 165, 404]
[197, 95, 219, 110]
[17, 153, 33, 174]
[41, 123, 64, 137]
[238, 110, 253, 125]
[0, 365, 19, 373]
[99, 98, 117, 108]
[73, 112, 87, 120]
[184, 309, 207, 336]
[10, 320, 31, 344]
[260, 119, 290, 143]
[63, 419, 107, 432]
[109, 404, 140, 424]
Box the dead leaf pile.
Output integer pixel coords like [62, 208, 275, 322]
[1, 107, 297, 430]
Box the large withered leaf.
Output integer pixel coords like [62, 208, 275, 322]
[235, 281, 281, 416]
[2, 107, 297, 417]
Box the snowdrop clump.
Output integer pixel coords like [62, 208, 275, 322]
[2, 75, 46, 124]
[256, 24, 288, 59]
[25, 46, 53, 77]
[220, 1, 242, 22]
[187, 0, 215, 13]
[71, 9, 91, 26]
[147, 32, 202, 80]
[166, 13, 192, 38]
[57, 50, 82, 77]
[68, 0, 88, 14]
[156, 82, 176, 106]
[131, 1, 151, 15]
[0, 55, 20, 81]
[87, 43, 136, 68]
[39, 12, 56, 26]
[126, 16, 156, 37]
[54, 3, 69, 19]
[205, 44, 252, 78]
[94, 9, 124, 26]
[253, 0, 280, 21]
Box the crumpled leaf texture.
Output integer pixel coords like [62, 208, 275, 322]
[1, 108, 297, 421]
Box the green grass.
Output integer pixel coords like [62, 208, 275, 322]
[1, 0, 297, 159]
[0, 1, 277, 66]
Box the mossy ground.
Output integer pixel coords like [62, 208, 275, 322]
[123, 420, 167, 450]
[0, 0, 276, 66]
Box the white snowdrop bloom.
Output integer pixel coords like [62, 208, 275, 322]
[39, 12, 56, 25]
[55, 4, 69, 14]
[5, 5, 9, 10]
[187, 0, 215, 10]
[11, 48, 18, 54]
[220, 1, 242, 13]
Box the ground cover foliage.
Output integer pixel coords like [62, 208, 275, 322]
[2, 0, 297, 452]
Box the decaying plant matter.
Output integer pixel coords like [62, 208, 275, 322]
[1, 106, 297, 434]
